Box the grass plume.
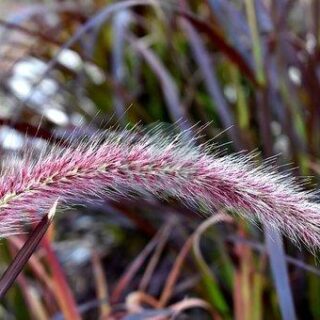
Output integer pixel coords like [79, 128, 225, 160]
[0, 126, 319, 249]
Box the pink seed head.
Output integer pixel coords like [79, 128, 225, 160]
[0, 127, 319, 249]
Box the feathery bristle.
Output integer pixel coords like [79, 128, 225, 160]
[0, 126, 319, 249]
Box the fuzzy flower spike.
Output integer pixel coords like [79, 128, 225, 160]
[0, 126, 319, 248]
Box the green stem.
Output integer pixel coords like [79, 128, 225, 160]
[245, 0, 266, 86]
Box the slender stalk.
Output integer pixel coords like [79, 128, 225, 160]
[244, 0, 265, 85]
[257, 88, 297, 320]
[0, 201, 56, 299]
[43, 238, 81, 320]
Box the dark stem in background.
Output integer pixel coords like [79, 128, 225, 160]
[257, 87, 297, 320]
[246, 0, 297, 317]
[181, 18, 243, 147]
[112, 10, 132, 124]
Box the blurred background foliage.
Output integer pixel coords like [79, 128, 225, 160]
[0, 0, 320, 319]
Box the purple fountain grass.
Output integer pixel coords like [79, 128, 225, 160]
[0, 126, 319, 248]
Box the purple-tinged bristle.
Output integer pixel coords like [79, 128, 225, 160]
[0, 126, 319, 249]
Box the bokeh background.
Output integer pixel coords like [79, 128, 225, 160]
[0, 0, 320, 319]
